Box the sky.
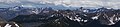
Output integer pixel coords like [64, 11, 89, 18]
[0, 0, 120, 9]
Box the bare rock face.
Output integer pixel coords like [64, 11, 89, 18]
[0, 17, 7, 27]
